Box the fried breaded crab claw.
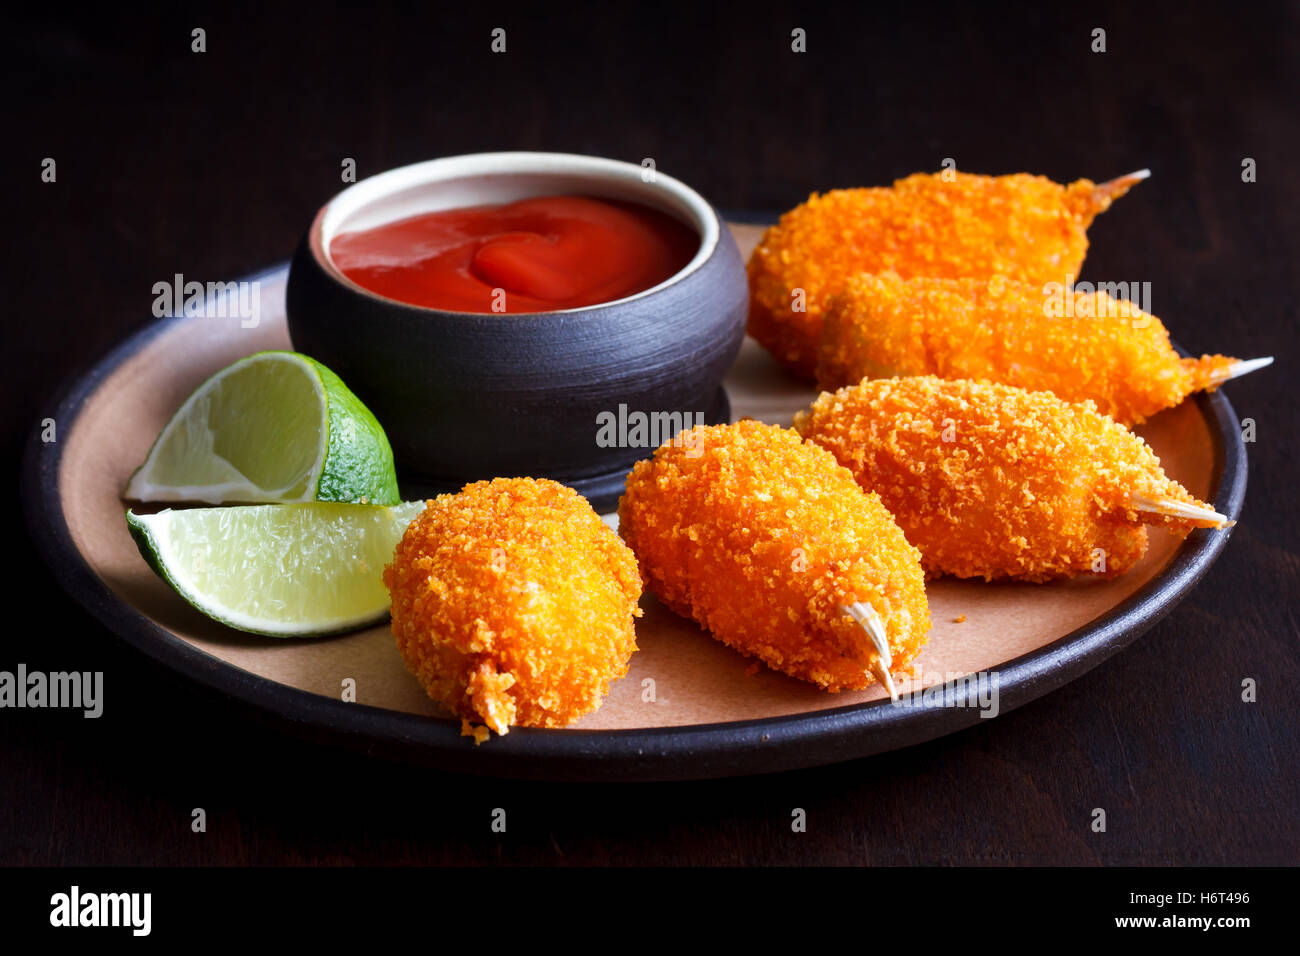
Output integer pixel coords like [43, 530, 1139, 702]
[618, 420, 931, 697]
[815, 272, 1270, 424]
[748, 169, 1147, 378]
[795, 376, 1227, 582]
[385, 477, 642, 740]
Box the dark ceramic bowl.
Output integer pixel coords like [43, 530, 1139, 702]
[286, 152, 747, 509]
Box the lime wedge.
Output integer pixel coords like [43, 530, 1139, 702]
[124, 351, 400, 505]
[127, 501, 424, 637]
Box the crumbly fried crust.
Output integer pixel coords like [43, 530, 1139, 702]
[748, 172, 1125, 378]
[618, 420, 930, 691]
[794, 377, 1220, 581]
[384, 477, 642, 736]
[816, 272, 1236, 424]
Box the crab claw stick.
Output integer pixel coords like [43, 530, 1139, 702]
[1128, 493, 1228, 525]
[1091, 168, 1151, 208]
[384, 477, 642, 739]
[748, 170, 1145, 378]
[1199, 355, 1275, 387]
[794, 377, 1227, 582]
[618, 420, 930, 692]
[816, 272, 1266, 424]
[843, 600, 898, 699]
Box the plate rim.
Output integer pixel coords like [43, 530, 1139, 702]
[22, 260, 1248, 782]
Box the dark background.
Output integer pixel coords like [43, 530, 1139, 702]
[6, 1, 1297, 865]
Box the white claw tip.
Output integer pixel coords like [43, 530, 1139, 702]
[1217, 356, 1275, 384]
[843, 601, 899, 700]
[1198, 355, 1273, 388]
[1094, 169, 1151, 205]
[1129, 492, 1229, 527]
[845, 602, 891, 667]
[878, 666, 900, 702]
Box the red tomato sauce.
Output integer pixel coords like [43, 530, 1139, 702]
[330, 195, 699, 313]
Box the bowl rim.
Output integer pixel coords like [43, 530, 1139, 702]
[307, 151, 723, 318]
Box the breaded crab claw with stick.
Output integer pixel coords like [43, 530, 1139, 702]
[748, 169, 1149, 378]
[384, 477, 642, 741]
[815, 271, 1272, 424]
[618, 420, 931, 698]
[794, 377, 1229, 583]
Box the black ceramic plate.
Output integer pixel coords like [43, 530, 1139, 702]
[23, 252, 1247, 782]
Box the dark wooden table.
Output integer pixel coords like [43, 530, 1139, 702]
[7, 2, 1297, 865]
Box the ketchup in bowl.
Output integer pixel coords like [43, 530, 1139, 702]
[330, 195, 699, 313]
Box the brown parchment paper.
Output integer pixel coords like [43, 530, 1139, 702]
[57, 224, 1216, 729]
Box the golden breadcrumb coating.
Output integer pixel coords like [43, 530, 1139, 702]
[817, 272, 1237, 424]
[618, 420, 930, 692]
[794, 377, 1223, 582]
[748, 171, 1136, 378]
[384, 477, 642, 737]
